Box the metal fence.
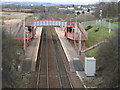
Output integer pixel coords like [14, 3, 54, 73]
[81, 20, 118, 30]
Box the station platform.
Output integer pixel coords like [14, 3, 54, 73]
[22, 27, 42, 72]
[55, 27, 84, 72]
[55, 27, 88, 88]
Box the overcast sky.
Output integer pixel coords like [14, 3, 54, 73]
[2, 0, 119, 3]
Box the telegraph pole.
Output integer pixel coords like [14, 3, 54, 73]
[74, 14, 77, 50]
[109, 19, 112, 33]
[24, 15, 26, 52]
[70, 18, 73, 25]
[75, 12, 81, 57]
[78, 30, 81, 57]
[75, 14, 77, 25]
[59, 18, 64, 31]
[100, 10, 102, 27]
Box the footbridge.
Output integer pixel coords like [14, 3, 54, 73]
[14, 20, 88, 46]
[33, 20, 68, 26]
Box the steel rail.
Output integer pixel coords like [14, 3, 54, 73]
[45, 28, 49, 89]
[49, 28, 62, 89]
[36, 30, 44, 89]
[51, 27, 73, 89]
[57, 36, 74, 89]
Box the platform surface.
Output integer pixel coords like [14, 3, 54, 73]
[22, 27, 42, 72]
[55, 27, 84, 72]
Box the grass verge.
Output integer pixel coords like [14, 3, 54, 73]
[84, 25, 116, 57]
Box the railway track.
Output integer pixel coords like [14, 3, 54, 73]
[35, 8, 82, 89]
[36, 27, 48, 88]
[50, 27, 73, 88]
[36, 27, 73, 89]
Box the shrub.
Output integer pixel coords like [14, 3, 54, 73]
[2, 28, 21, 88]
[94, 28, 99, 32]
[85, 25, 93, 31]
[96, 31, 119, 88]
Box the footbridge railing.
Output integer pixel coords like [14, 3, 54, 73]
[33, 20, 68, 26]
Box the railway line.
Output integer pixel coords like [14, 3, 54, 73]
[35, 8, 82, 89]
[36, 27, 73, 88]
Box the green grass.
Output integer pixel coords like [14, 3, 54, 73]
[86, 25, 115, 47]
[85, 25, 116, 57]
[85, 47, 100, 57]
[112, 21, 120, 25]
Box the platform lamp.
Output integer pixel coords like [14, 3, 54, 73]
[70, 18, 73, 25]
[109, 19, 112, 33]
[78, 28, 82, 57]
[75, 11, 81, 56]
[74, 13, 78, 49]
[99, 10, 102, 27]
[59, 18, 64, 31]
[23, 15, 26, 52]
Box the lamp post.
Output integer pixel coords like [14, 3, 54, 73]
[99, 10, 102, 27]
[59, 18, 64, 31]
[74, 13, 78, 53]
[23, 15, 26, 52]
[78, 31, 81, 57]
[70, 18, 73, 25]
[109, 19, 112, 33]
[75, 13, 77, 25]
[75, 12, 81, 57]
[67, 14, 70, 25]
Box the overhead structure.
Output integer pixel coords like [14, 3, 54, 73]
[33, 20, 68, 26]
[14, 19, 88, 47]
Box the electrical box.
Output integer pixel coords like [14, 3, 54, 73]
[85, 57, 96, 76]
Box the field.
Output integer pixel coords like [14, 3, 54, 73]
[2, 12, 33, 25]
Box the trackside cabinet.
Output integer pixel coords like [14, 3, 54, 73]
[85, 57, 96, 76]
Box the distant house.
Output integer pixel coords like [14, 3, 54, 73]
[82, 7, 88, 11]
[90, 6, 97, 10]
[59, 7, 67, 10]
[67, 7, 74, 11]
[74, 8, 95, 15]
[78, 6, 81, 9]
[75, 10, 82, 14]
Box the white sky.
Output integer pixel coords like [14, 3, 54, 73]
[2, 0, 119, 3]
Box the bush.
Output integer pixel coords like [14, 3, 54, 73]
[85, 25, 93, 31]
[94, 28, 99, 32]
[96, 31, 119, 88]
[2, 28, 21, 88]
